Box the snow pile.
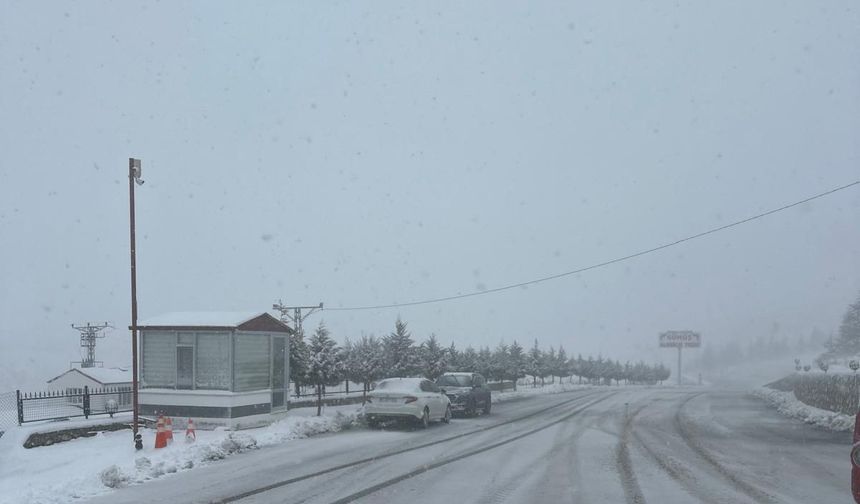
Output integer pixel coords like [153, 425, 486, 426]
[494, 382, 591, 403]
[752, 387, 855, 432]
[0, 406, 362, 504]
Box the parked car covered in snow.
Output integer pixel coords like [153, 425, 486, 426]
[435, 372, 491, 417]
[365, 378, 451, 428]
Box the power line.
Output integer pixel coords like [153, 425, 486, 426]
[327, 180, 860, 312]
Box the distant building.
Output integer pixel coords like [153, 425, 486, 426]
[136, 311, 291, 429]
[47, 366, 133, 411]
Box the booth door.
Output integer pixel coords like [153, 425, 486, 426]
[272, 336, 287, 410]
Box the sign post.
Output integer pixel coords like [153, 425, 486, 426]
[659, 331, 702, 386]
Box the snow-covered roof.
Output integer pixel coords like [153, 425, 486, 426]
[138, 311, 264, 328]
[48, 367, 131, 385]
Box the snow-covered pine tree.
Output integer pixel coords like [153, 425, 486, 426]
[353, 335, 384, 402]
[507, 340, 526, 390]
[490, 343, 509, 382]
[835, 292, 860, 357]
[420, 333, 448, 380]
[526, 339, 542, 387]
[477, 346, 493, 379]
[556, 346, 568, 382]
[306, 322, 341, 416]
[460, 346, 478, 372]
[447, 342, 460, 372]
[543, 347, 556, 385]
[289, 328, 310, 397]
[383, 318, 419, 378]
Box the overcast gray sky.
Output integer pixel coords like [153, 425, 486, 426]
[1, 1, 858, 389]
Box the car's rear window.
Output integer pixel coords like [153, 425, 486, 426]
[374, 379, 420, 393]
[437, 375, 472, 387]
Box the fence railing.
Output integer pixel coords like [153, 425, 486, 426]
[288, 379, 518, 399]
[16, 386, 133, 425]
[0, 391, 17, 432]
[288, 381, 368, 399]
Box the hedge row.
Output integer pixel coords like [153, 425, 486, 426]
[765, 373, 860, 416]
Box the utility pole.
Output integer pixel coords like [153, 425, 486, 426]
[70, 322, 112, 368]
[129, 158, 144, 451]
[272, 301, 323, 335]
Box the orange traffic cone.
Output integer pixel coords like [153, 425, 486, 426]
[154, 415, 168, 449]
[165, 416, 174, 444]
[185, 418, 196, 442]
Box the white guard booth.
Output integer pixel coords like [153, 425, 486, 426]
[137, 311, 291, 429]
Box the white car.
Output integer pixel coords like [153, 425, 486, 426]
[365, 377, 452, 428]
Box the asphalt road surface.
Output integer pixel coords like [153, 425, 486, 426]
[86, 387, 849, 504]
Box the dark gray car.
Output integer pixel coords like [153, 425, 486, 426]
[436, 372, 491, 417]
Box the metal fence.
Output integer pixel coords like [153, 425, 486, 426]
[289, 379, 517, 399]
[289, 381, 365, 399]
[16, 386, 133, 425]
[0, 391, 17, 432]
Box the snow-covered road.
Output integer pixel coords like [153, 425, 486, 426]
[84, 388, 848, 504]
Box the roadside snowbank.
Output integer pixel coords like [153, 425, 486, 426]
[494, 382, 592, 403]
[752, 387, 855, 432]
[0, 405, 362, 504]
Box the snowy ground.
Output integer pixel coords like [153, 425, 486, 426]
[752, 386, 855, 432]
[78, 387, 849, 504]
[0, 404, 362, 504]
[0, 383, 583, 504]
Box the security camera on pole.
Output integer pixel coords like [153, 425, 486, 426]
[659, 330, 702, 386]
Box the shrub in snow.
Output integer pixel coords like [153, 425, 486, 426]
[134, 457, 151, 471]
[99, 465, 130, 488]
[221, 432, 257, 453]
[148, 461, 178, 478]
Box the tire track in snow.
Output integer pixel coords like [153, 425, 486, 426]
[674, 393, 778, 504]
[616, 402, 648, 504]
[323, 392, 618, 504]
[213, 389, 602, 503]
[630, 394, 724, 504]
[504, 404, 609, 504]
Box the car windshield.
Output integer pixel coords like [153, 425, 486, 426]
[437, 375, 472, 387]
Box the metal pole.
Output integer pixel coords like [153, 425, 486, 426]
[677, 345, 682, 386]
[129, 158, 141, 449]
[16, 390, 23, 425]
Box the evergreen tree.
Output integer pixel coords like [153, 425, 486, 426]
[556, 346, 569, 382]
[477, 346, 493, 379]
[355, 335, 384, 402]
[460, 346, 478, 372]
[306, 322, 341, 416]
[490, 342, 510, 382]
[507, 340, 526, 390]
[544, 347, 557, 384]
[343, 335, 385, 402]
[289, 328, 310, 397]
[526, 339, 543, 387]
[833, 293, 860, 356]
[383, 317, 419, 377]
[420, 333, 448, 380]
[447, 342, 461, 372]
[584, 356, 595, 384]
[574, 354, 584, 384]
